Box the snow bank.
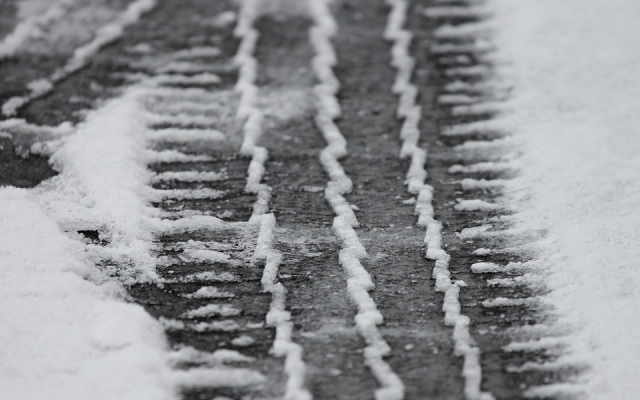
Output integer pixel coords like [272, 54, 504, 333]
[0, 188, 176, 400]
[487, 0, 640, 398]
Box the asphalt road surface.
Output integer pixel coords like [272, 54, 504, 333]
[0, 0, 575, 399]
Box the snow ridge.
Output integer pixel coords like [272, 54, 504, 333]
[233, 2, 311, 399]
[309, 2, 405, 399]
[234, 0, 269, 221]
[386, 2, 494, 399]
[2, 0, 157, 116]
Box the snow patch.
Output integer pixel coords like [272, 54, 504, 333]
[0, 188, 176, 400]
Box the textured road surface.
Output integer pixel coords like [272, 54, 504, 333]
[0, 0, 571, 399]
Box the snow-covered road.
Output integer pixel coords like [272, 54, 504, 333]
[1, 0, 640, 399]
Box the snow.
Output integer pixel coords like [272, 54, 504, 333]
[183, 286, 235, 299]
[448, 161, 514, 174]
[146, 128, 226, 143]
[0, 16, 289, 393]
[170, 347, 254, 364]
[454, 199, 501, 212]
[0, 50, 276, 396]
[233, 2, 271, 221]
[157, 62, 220, 74]
[173, 349, 253, 370]
[35, 89, 161, 283]
[167, 271, 240, 284]
[422, 6, 490, 19]
[2, 0, 157, 116]
[152, 170, 227, 183]
[169, 46, 222, 59]
[181, 304, 242, 319]
[233, 2, 312, 399]
[445, 66, 491, 79]
[178, 248, 233, 263]
[486, 0, 640, 397]
[442, 119, 509, 136]
[433, 21, 493, 39]
[460, 179, 505, 191]
[481, 297, 535, 308]
[189, 320, 242, 333]
[255, 214, 311, 400]
[431, 42, 494, 56]
[231, 335, 255, 347]
[503, 338, 568, 353]
[0, 0, 76, 59]
[157, 215, 231, 234]
[438, 94, 478, 105]
[457, 224, 493, 240]
[0, 188, 176, 400]
[451, 102, 503, 116]
[155, 188, 225, 200]
[310, 1, 405, 398]
[173, 367, 265, 389]
[153, 73, 222, 85]
[146, 149, 212, 163]
[143, 112, 218, 126]
[470, 261, 534, 274]
[389, 3, 495, 397]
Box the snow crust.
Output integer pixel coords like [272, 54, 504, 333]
[485, 0, 640, 397]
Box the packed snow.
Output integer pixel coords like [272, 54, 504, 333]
[486, 0, 640, 398]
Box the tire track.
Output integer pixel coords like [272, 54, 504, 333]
[2, 0, 158, 116]
[255, 9, 379, 400]
[0, 0, 583, 398]
[0, 1, 283, 398]
[309, 2, 405, 399]
[233, 1, 311, 398]
[385, 2, 494, 399]
[415, 1, 581, 398]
